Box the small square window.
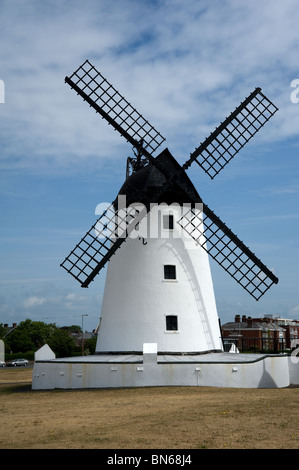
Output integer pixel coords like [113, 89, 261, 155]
[166, 315, 178, 331]
[164, 265, 176, 280]
[163, 214, 174, 230]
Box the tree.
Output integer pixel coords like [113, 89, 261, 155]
[48, 328, 77, 358]
[4, 319, 55, 353]
[84, 335, 97, 355]
[5, 327, 34, 353]
[4, 319, 78, 357]
[0, 323, 8, 339]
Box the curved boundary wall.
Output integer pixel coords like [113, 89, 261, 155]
[32, 344, 298, 390]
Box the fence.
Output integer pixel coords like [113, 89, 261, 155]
[223, 337, 286, 354]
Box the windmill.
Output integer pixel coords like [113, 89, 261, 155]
[61, 60, 278, 356]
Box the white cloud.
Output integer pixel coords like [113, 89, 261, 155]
[0, 0, 299, 174]
[23, 296, 47, 309]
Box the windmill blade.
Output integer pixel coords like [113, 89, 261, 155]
[61, 201, 149, 288]
[177, 204, 278, 300]
[183, 88, 278, 179]
[65, 60, 165, 157]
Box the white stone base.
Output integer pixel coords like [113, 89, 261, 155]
[32, 344, 298, 390]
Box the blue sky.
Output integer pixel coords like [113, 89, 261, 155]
[0, 0, 299, 331]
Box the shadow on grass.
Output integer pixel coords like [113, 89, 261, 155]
[0, 383, 32, 394]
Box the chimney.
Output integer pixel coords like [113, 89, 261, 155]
[12, 323, 17, 328]
[242, 315, 247, 323]
[247, 316, 253, 328]
[235, 315, 240, 323]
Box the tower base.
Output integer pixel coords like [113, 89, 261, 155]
[32, 344, 298, 390]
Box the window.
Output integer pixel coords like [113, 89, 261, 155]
[163, 214, 174, 230]
[164, 265, 176, 280]
[166, 315, 178, 331]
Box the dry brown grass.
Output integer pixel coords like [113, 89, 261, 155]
[0, 366, 298, 449]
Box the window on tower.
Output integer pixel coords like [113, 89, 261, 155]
[166, 315, 178, 331]
[164, 265, 176, 280]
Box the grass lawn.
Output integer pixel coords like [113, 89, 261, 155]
[0, 366, 298, 449]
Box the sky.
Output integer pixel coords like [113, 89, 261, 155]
[0, 0, 299, 332]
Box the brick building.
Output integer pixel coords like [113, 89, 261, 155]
[270, 317, 299, 349]
[221, 315, 286, 353]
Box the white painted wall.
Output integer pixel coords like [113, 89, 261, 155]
[0, 340, 4, 363]
[289, 356, 299, 384]
[32, 353, 291, 390]
[96, 205, 222, 354]
[34, 344, 56, 361]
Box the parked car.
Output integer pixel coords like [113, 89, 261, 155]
[0, 361, 5, 367]
[6, 358, 29, 367]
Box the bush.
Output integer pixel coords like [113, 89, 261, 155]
[4, 351, 35, 361]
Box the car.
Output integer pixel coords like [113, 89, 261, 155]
[6, 358, 29, 367]
[0, 361, 5, 367]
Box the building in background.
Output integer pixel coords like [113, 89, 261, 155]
[221, 315, 289, 353]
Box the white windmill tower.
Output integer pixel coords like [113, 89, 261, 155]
[95, 150, 222, 355]
[61, 60, 279, 359]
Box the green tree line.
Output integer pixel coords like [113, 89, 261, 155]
[0, 319, 96, 358]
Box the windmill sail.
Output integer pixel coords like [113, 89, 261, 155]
[183, 88, 278, 179]
[65, 60, 165, 156]
[61, 201, 148, 287]
[177, 204, 278, 300]
[62, 61, 279, 299]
